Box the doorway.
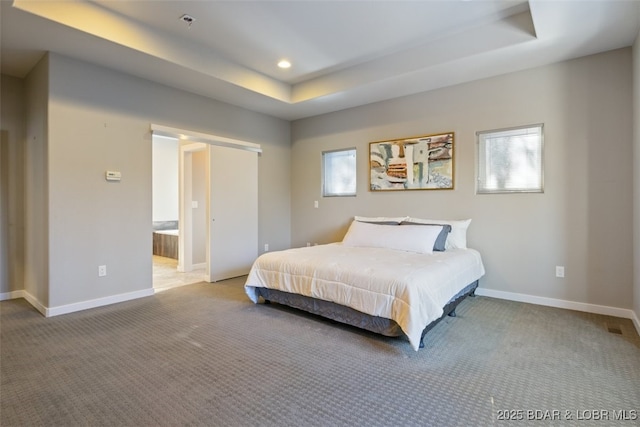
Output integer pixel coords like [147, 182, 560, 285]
[151, 135, 206, 291]
[151, 124, 261, 287]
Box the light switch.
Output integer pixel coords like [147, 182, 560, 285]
[192, 201, 198, 208]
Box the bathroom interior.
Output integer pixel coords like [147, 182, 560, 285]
[152, 135, 207, 291]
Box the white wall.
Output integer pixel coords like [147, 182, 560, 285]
[191, 149, 207, 264]
[35, 52, 290, 311]
[291, 48, 633, 311]
[152, 135, 179, 222]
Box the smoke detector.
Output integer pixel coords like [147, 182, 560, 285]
[179, 14, 195, 27]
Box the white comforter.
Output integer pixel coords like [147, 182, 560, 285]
[245, 243, 485, 350]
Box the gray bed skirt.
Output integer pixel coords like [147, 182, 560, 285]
[254, 280, 478, 346]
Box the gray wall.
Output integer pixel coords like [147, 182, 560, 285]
[3, 46, 636, 316]
[24, 56, 50, 306]
[291, 48, 633, 309]
[634, 32, 640, 323]
[35, 52, 290, 308]
[0, 75, 25, 295]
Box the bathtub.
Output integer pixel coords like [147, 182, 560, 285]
[155, 229, 179, 236]
[153, 229, 178, 259]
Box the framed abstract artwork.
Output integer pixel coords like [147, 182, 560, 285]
[369, 132, 454, 191]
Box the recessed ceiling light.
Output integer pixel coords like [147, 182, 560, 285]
[278, 60, 291, 69]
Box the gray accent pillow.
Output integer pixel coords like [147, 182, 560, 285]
[433, 224, 452, 251]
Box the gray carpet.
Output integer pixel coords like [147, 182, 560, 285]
[1, 278, 639, 426]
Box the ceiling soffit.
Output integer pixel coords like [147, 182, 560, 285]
[11, 0, 535, 106]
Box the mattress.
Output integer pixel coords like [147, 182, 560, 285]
[245, 243, 485, 350]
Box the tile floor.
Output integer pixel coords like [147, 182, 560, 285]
[152, 255, 207, 292]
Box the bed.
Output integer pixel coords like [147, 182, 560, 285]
[245, 216, 485, 351]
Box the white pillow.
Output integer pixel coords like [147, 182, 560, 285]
[405, 217, 472, 249]
[342, 220, 442, 254]
[354, 216, 408, 225]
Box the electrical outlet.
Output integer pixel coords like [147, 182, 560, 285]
[555, 266, 565, 278]
[98, 265, 107, 277]
[264, 243, 269, 252]
[314, 200, 319, 208]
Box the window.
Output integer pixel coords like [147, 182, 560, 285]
[476, 124, 544, 194]
[322, 148, 356, 196]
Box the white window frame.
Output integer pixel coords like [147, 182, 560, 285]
[322, 148, 357, 197]
[476, 124, 544, 194]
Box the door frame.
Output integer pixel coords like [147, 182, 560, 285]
[178, 142, 207, 273]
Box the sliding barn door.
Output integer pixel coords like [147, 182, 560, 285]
[207, 144, 258, 282]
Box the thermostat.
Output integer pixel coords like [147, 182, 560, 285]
[105, 170, 121, 181]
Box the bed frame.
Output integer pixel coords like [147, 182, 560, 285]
[255, 280, 478, 349]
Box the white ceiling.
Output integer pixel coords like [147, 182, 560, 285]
[1, 0, 639, 120]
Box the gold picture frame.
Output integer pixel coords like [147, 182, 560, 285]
[369, 132, 454, 191]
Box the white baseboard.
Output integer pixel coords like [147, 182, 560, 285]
[632, 311, 640, 336]
[46, 288, 155, 317]
[475, 288, 637, 321]
[0, 290, 26, 301]
[4, 284, 639, 337]
[23, 291, 48, 316]
[177, 262, 206, 273]
[1, 290, 48, 315]
[1, 288, 154, 317]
